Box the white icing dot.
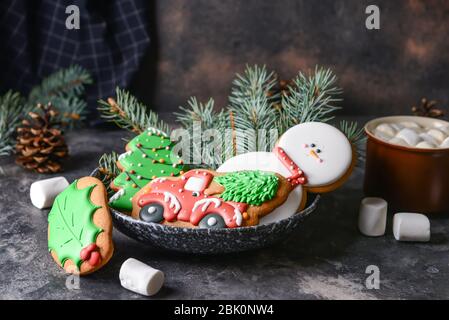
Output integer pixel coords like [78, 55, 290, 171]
[148, 207, 157, 214]
[142, 154, 147, 158]
[207, 217, 217, 226]
[178, 189, 184, 193]
[138, 163, 142, 167]
[161, 170, 165, 173]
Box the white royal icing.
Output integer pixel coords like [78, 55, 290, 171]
[278, 122, 352, 187]
[163, 192, 181, 214]
[109, 189, 125, 203]
[118, 150, 132, 160]
[192, 198, 222, 213]
[147, 127, 168, 137]
[184, 176, 205, 192]
[233, 207, 243, 227]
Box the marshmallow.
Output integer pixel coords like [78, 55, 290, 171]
[440, 137, 449, 149]
[400, 121, 421, 130]
[388, 137, 409, 147]
[375, 124, 396, 138]
[30, 177, 69, 209]
[396, 128, 421, 146]
[416, 141, 436, 149]
[358, 198, 388, 237]
[427, 129, 446, 144]
[393, 213, 430, 242]
[419, 133, 439, 146]
[433, 123, 449, 135]
[390, 123, 404, 132]
[119, 258, 164, 296]
[374, 129, 393, 142]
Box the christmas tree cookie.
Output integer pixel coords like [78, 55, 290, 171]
[110, 128, 187, 212]
[48, 177, 114, 275]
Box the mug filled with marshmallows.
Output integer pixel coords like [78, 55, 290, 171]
[364, 116, 449, 213]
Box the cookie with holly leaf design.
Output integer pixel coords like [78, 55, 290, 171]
[48, 177, 113, 275]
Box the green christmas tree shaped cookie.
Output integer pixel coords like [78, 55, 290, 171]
[110, 128, 187, 211]
[214, 171, 279, 206]
[48, 181, 102, 269]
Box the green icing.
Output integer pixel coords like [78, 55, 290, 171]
[110, 128, 187, 211]
[214, 171, 279, 206]
[48, 180, 102, 269]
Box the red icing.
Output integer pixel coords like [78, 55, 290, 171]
[80, 243, 101, 266]
[88, 251, 101, 266]
[273, 146, 307, 187]
[137, 170, 248, 228]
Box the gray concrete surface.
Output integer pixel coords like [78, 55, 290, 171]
[1, 127, 449, 300]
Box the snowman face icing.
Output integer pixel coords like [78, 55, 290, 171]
[277, 122, 353, 187]
[302, 143, 324, 163]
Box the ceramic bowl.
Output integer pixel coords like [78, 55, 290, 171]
[92, 169, 319, 254]
[364, 116, 449, 213]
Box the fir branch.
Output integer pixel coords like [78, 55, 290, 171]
[0, 91, 27, 156]
[228, 65, 280, 153]
[28, 65, 92, 104]
[339, 120, 366, 163]
[28, 65, 92, 128]
[175, 97, 229, 169]
[98, 88, 170, 134]
[278, 67, 342, 133]
[98, 152, 120, 196]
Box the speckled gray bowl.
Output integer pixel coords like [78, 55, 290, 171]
[92, 169, 319, 254]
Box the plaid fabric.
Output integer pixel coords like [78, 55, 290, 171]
[0, 0, 150, 109]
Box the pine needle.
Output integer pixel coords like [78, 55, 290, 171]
[28, 65, 92, 128]
[278, 66, 342, 132]
[98, 87, 170, 134]
[228, 65, 280, 153]
[339, 120, 366, 163]
[0, 91, 27, 156]
[98, 152, 120, 196]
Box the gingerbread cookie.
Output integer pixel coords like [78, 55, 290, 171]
[218, 122, 355, 223]
[131, 169, 293, 228]
[109, 128, 187, 212]
[48, 177, 113, 275]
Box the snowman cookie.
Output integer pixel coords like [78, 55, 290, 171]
[218, 122, 355, 224]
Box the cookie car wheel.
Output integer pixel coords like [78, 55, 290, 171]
[140, 203, 164, 223]
[199, 213, 227, 229]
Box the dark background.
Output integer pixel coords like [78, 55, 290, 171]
[130, 0, 449, 117]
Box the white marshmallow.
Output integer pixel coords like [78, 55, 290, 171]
[433, 123, 449, 135]
[393, 213, 430, 242]
[30, 177, 69, 209]
[415, 141, 436, 149]
[396, 128, 421, 146]
[440, 137, 449, 149]
[358, 198, 388, 237]
[119, 258, 164, 296]
[375, 124, 396, 138]
[390, 123, 404, 132]
[419, 133, 439, 146]
[427, 129, 446, 143]
[388, 137, 409, 147]
[400, 121, 421, 129]
[374, 129, 393, 142]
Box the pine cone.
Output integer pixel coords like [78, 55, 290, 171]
[16, 103, 68, 173]
[412, 98, 445, 118]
